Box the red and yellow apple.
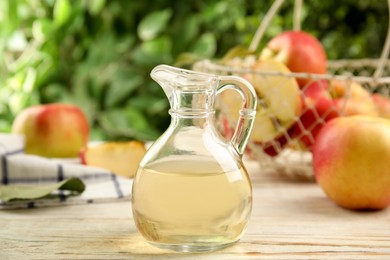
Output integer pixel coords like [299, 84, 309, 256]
[372, 93, 390, 119]
[292, 80, 340, 150]
[259, 30, 327, 87]
[313, 115, 390, 210]
[219, 59, 302, 156]
[80, 141, 146, 178]
[12, 103, 89, 158]
[330, 80, 378, 117]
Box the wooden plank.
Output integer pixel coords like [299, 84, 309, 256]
[1, 160, 390, 259]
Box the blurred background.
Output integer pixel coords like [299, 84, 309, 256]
[1, 0, 388, 141]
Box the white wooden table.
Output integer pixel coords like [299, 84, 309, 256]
[1, 160, 390, 259]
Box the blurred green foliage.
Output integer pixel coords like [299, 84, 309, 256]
[0, 0, 388, 140]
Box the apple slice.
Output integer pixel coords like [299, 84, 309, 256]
[249, 60, 302, 123]
[219, 89, 284, 143]
[80, 141, 146, 178]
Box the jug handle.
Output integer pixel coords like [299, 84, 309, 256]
[217, 77, 257, 156]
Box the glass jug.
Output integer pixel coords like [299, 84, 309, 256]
[131, 64, 257, 252]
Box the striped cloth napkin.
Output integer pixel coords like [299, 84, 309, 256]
[0, 134, 133, 209]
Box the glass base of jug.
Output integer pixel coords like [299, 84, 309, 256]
[148, 240, 238, 253]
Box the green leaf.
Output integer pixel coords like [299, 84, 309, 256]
[82, 33, 120, 66]
[190, 33, 216, 58]
[138, 9, 172, 41]
[3, 0, 18, 36]
[99, 108, 160, 140]
[132, 37, 172, 66]
[0, 178, 85, 202]
[2, 0, 24, 53]
[9, 90, 40, 115]
[105, 69, 144, 108]
[53, 0, 72, 27]
[21, 67, 37, 92]
[100, 108, 147, 130]
[40, 83, 69, 103]
[128, 95, 168, 115]
[87, 0, 106, 15]
[172, 16, 200, 55]
[32, 18, 54, 42]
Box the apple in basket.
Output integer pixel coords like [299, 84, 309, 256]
[330, 79, 378, 117]
[259, 30, 327, 88]
[313, 116, 390, 210]
[372, 93, 390, 119]
[80, 141, 147, 178]
[291, 80, 341, 150]
[219, 59, 302, 156]
[12, 103, 89, 158]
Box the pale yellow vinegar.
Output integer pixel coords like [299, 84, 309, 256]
[131, 159, 252, 252]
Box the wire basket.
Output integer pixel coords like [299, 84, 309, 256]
[193, 0, 390, 181]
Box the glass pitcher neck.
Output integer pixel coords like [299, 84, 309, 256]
[169, 110, 216, 134]
[169, 88, 216, 118]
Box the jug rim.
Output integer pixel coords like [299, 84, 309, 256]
[151, 64, 220, 87]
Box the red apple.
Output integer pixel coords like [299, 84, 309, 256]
[260, 31, 327, 87]
[313, 116, 390, 210]
[333, 98, 378, 117]
[372, 93, 390, 119]
[256, 130, 291, 157]
[301, 79, 331, 100]
[330, 80, 378, 117]
[12, 103, 89, 158]
[330, 79, 370, 99]
[292, 80, 340, 150]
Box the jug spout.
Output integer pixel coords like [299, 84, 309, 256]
[151, 65, 218, 94]
[150, 64, 176, 100]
